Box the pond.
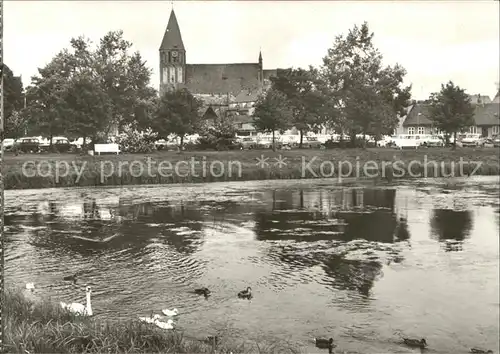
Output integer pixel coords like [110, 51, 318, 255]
[4, 177, 500, 353]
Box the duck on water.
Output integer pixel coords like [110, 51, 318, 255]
[314, 338, 335, 353]
[237, 287, 252, 299]
[194, 287, 211, 298]
[63, 274, 78, 284]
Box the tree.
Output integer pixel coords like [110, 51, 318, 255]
[23, 52, 73, 142]
[68, 32, 157, 136]
[61, 72, 113, 146]
[2, 64, 26, 137]
[320, 22, 411, 147]
[271, 67, 326, 147]
[198, 115, 239, 150]
[23, 31, 157, 146]
[428, 81, 475, 149]
[253, 89, 292, 151]
[154, 88, 203, 149]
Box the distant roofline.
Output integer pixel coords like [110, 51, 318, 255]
[186, 62, 260, 66]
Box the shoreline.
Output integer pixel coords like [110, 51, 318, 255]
[4, 287, 302, 354]
[3, 148, 499, 190]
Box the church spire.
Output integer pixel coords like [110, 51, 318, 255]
[160, 9, 185, 51]
[258, 49, 262, 64]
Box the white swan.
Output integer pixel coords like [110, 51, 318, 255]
[139, 314, 161, 324]
[162, 308, 179, 316]
[154, 318, 175, 330]
[25, 283, 35, 291]
[60, 286, 93, 316]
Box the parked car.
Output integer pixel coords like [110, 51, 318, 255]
[376, 135, 393, 147]
[256, 135, 282, 149]
[2, 138, 15, 151]
[52, 137, 72, 152]
[393, 134, 421, 149]
[70, 137, 92, 151]
[39, 136, 72, 152]
[420, 135, 445, 147]
[492, 135, 500, 147]
[302, 136, 323, 148]
[280, 134, 300, 148]
[239, 137, 257, 150]
[155, 138, 179, 151]
[461, 133, 486, 147]
[16, 137, 41, 153]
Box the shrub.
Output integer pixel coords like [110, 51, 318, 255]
[197, 119, 241, 151]
[116, 124, 158, 153]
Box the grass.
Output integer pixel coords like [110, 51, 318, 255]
[2, 147, 499, 190]
[3, 287, 304, 354]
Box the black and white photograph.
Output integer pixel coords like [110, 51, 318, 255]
[0, 1, 499, 353]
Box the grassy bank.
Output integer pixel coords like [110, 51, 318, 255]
[3, 287, 302, 354]
[3, 147, 499, 190]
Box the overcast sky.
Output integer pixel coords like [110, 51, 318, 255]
[5, 1, 499, 99]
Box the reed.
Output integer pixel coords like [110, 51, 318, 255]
[3, 287, 304, 354]
[3, 148, 499, 190]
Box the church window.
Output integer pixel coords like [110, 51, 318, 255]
[168, 52, 172, 63]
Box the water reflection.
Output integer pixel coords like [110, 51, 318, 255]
[254, 188, 399, 244]
[394, 217, 410, 242]
[4, 181, 499, 354]
[322, 255, 384, 298]
[431, 209, 473, 252]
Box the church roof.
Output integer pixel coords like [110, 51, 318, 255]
[185, 63, 262, 96]
[160, 10, 185, 51]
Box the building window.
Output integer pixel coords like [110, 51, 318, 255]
[493, 125, 499, 135]
[469, 126, 477, 134]
[407, 127, 415, 135]
[417, 126, 425, 135]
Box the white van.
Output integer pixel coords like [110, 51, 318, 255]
[393, 134, 422, 149]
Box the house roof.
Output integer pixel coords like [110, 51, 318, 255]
[473, 103, 500, 125]
[468, 94, 491, 104]
[202, 106, 219, 120]
[403, 103, 500, 126]
[234, 89, 261, 103]
[185, 63, 262, 96]
[493, 90, 500, 104]
[231, 114, 254, 124]
[194, 93, 233, 106]
[160, 10, 185, 51]
[402, 104, 433, 126]
[263, 69, 277, 80]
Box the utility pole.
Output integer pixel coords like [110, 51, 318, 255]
[0, 0, 4, 348]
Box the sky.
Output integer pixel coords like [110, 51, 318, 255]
[4, 1, 499, 100]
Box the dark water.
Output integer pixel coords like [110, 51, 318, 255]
[4, 177, 500, 353]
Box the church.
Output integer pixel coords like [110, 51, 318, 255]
[159, 9, 277, 100]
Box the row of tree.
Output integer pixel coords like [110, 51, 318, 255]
[3, 23, 477, 150]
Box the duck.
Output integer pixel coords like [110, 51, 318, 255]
[470, 348, 493, 354]
[402, 337, 427, 349]
[63, 274, 78, 284]
[237, 287, 252, 299]
[314, 337, 335, 349]
[25, 283, 35, 292]
[60, 286, 93, 316]
[154, 318, 175, 330]
[194, 287, 211, 297]
[162, 308, 179, 317]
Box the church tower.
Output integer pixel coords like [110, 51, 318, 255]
[159, 9, 186, 95]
